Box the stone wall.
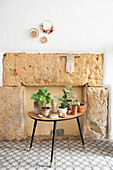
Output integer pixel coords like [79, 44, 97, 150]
[84, 87, 108, 139]
[0, 87, 26, 140]
[3, 53, 103, 87]
[0, 52, 109, 140]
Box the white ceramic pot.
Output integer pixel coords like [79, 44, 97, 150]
[41, 107, 50, 117]
[58, 107, 67, 117]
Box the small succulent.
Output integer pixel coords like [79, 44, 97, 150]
[72, 100, 80, 107]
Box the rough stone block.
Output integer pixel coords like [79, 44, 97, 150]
[3, 53, 103, 87]
[84, 87, 108, 139]
[0, 87, 26, 140]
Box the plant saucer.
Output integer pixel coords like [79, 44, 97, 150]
[59, 114, 68, 118]
[37, 114, 43, 118]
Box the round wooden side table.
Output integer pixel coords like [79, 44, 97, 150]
[28, 111, 86, 167]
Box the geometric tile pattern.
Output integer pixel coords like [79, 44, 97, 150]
[0, 140, 113, 170]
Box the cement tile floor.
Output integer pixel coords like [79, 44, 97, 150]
[0, 139, 113, 170]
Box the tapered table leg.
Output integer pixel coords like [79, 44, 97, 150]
[50, 120, 57, 167]
[76, 117, 85, 149]
[29, 119, 37, 151]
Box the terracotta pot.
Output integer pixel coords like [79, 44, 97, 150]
[78, 104, 85, 113]
[41, 107, 50, 117]
[72, 105, 78, 115]
[34, 102, 45, 114]
[67, 109, 72, 115]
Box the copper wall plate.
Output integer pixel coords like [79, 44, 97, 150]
[28, 28, 39, 39]
[40, 36, 47, 43]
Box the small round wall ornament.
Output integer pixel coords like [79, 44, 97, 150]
[40, 20, 54, 34]
[40, 36, 48, 43]
[28, 28, 39, 39]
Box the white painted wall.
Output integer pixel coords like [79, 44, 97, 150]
[0, 0, 113, 138]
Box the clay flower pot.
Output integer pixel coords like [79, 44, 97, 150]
[72, 105, 78, 115]
[41, 107, 51, 117]
[78, 104, 85, 113]
[67, 109, 72, 115]
[34, 102, 45, 114]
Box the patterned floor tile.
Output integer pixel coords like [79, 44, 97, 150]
[0, 140, 112, 170]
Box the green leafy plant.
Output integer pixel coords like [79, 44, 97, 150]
[31, 87, 54, 107]
[62, 84, 77, 100]
[72, 100, 80, 107]
[54, 84, 77, 108]
[54, 96, 69, 108]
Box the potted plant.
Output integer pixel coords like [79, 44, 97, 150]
[78, 100, 88, 113]
[31, 88, 46, 114]
[31, 87, 54, 117]
[41, 88, 55, 117]
[54, 96, 69, 117]
[72, 100, 80, 115]
[62, 84, 77, 110]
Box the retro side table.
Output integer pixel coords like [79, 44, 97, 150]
[28, 111, 86, 167]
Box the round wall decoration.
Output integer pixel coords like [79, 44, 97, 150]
[40, 20, 54, 34]
[40, 36, 48, 43]
[28, 28, 39, 38]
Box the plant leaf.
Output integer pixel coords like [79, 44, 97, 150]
[38, 89, 43, 95]
[45, 96, 49, 99]
[38, 100, 43, 105]
[30, 93, 38, 102]
[63, 89, 67, 95]
[47, 93, 51, 96]
[63, 94, 67, 100]
[45, 100, 49, 104]
[54, 96, 61, 100]
[36, 94, 41, 99]
[71, 91, 77, 97]
[65, 84, 72, 89]
[43, 87, 48, 93]
[51, 99, 55, 104]
[64, 88, 70, 93]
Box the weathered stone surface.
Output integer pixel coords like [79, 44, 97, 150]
[0, 87, 26, 140]
[84, 87, 108, 139]
[3, 53, 103, 87]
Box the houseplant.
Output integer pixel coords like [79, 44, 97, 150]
[31, 87, 54, 116]
[62, 84, 77, 110]
[72, 100, 80, 115]
[54, 96, 69, 117]
[31, 89, 45, 114]
[78, 100, 88, 113]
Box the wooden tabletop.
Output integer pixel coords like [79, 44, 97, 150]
[28, 111, 86, 122]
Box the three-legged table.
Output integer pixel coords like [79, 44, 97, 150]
[28, 111, 86, 167]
